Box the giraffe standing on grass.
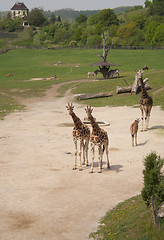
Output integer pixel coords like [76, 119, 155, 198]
[66, 103, 90, 171]
[85, 106, 110, 173]
[138, 69, 153, 131]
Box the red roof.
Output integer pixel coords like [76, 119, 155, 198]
[11, 2, 28, 10]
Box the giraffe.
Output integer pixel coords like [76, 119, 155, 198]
[85, 106, 110, 173]
[66, 103, 90, 171]
[138, 69, 153, 131]
[130, 118, 140, 147]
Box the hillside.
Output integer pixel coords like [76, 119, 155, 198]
[1, 6, 134, 22]
[44, 6, 134, 22]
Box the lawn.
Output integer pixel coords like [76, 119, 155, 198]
[0, 48, 164, 119]
[89, 195, 164, 240]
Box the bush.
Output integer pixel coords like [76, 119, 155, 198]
[141, 151, 164, 225]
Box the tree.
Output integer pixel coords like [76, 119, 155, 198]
[151, 23, 164, 46]
[6, 18, 23, 32]
[50, 13, 56, 23]
[75, 14, 87, 24]
[144, 0, 152, 8]
[149, 0, 164, 16]
[141, 152, 164, 225]
[146, 21, 159, 44]
[95, 8, 119, 67]
[28, 8, 47, 27]
[87, 13, 99, 26]
[98, 8, 119, 30]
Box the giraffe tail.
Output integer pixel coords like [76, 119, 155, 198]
[103, 145, 105, 152]
[83, 141, 86, 150]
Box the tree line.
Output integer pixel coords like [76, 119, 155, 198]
[0, 0, 163, 48]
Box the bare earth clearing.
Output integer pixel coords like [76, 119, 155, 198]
[0, 82, 164, 240]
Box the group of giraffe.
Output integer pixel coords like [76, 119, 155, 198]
[130, 69, 153, 147]
[66, 104, 109, 173]
[66, 69, 153, 172]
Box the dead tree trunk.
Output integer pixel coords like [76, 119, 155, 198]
[75, 92, 113, 100]
[116, 78, 150, 94]
[96, 32, 110, 62]
[116, 86, 132, 94]
[131, 74, 139, 94]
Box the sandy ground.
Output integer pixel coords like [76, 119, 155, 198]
[0, 83, 164, 240]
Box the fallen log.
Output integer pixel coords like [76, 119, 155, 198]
[75, 92, 113, 100]
[116, 82, 151, 94]
[116, 86, 132, 94]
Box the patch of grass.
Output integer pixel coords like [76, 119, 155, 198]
[0, 48, 164, 119]
[89, 195, 164, 240]
[0, 93, 24, 119]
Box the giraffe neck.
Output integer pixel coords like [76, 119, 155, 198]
[139, 76, 149, 99]
[88, 114, 100, 132]
[70, 112, 83, 128]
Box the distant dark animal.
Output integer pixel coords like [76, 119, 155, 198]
[108, 69, 119, 78]
[142, 65, 149, 70]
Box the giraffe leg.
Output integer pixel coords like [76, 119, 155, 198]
[147, 105, 152, 130]
[146, 108, 151, 130]
[73, 138, 77, 170]
[98, 144, 102, 173]
[85, 137, 90, 166]
[90, 142, 95, 173]
[144, 106, 148, 131]
[135, 133, 137, 146]
[140, 106, 144, 131]
[79, 138, 83, 171]
[131, 135, 134, 147]
[146, 116, 150, 130]
[105, 143, 110, 169]
[82, 141, 85, 165]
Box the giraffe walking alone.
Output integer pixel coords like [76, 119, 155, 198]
[85, 106, 110, 173]
[66, 103, 90, 171]
[138, 70, 153, 131]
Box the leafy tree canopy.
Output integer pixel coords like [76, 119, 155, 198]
[75, 14, 88, 24]
[28, 8, 47, 27]
[98, 8, 119, 29]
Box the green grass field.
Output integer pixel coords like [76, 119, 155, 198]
[0, 48, 164, 119]
[89, 195, 164, 240]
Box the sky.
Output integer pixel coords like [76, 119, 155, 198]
[1, 0, 146, 11]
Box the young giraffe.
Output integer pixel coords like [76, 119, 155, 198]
[66, 103, 90, 171]
[85, 106, 110, 173]
[130, 118, 140, 147]
[138, 69, 153, 131]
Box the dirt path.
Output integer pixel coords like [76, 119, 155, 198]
[0, 83, 164, 240]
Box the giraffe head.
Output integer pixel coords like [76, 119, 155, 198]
[66, 103, 74, 115]
[85, 106, 93, 118]
[138, 69, 143, 79]
[135, 118, 140, 124]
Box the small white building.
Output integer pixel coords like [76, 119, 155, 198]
[11, 1, 29, 26]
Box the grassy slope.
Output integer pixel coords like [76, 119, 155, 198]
[89, 195, 164, 240]
[0, 48, 164, 119]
